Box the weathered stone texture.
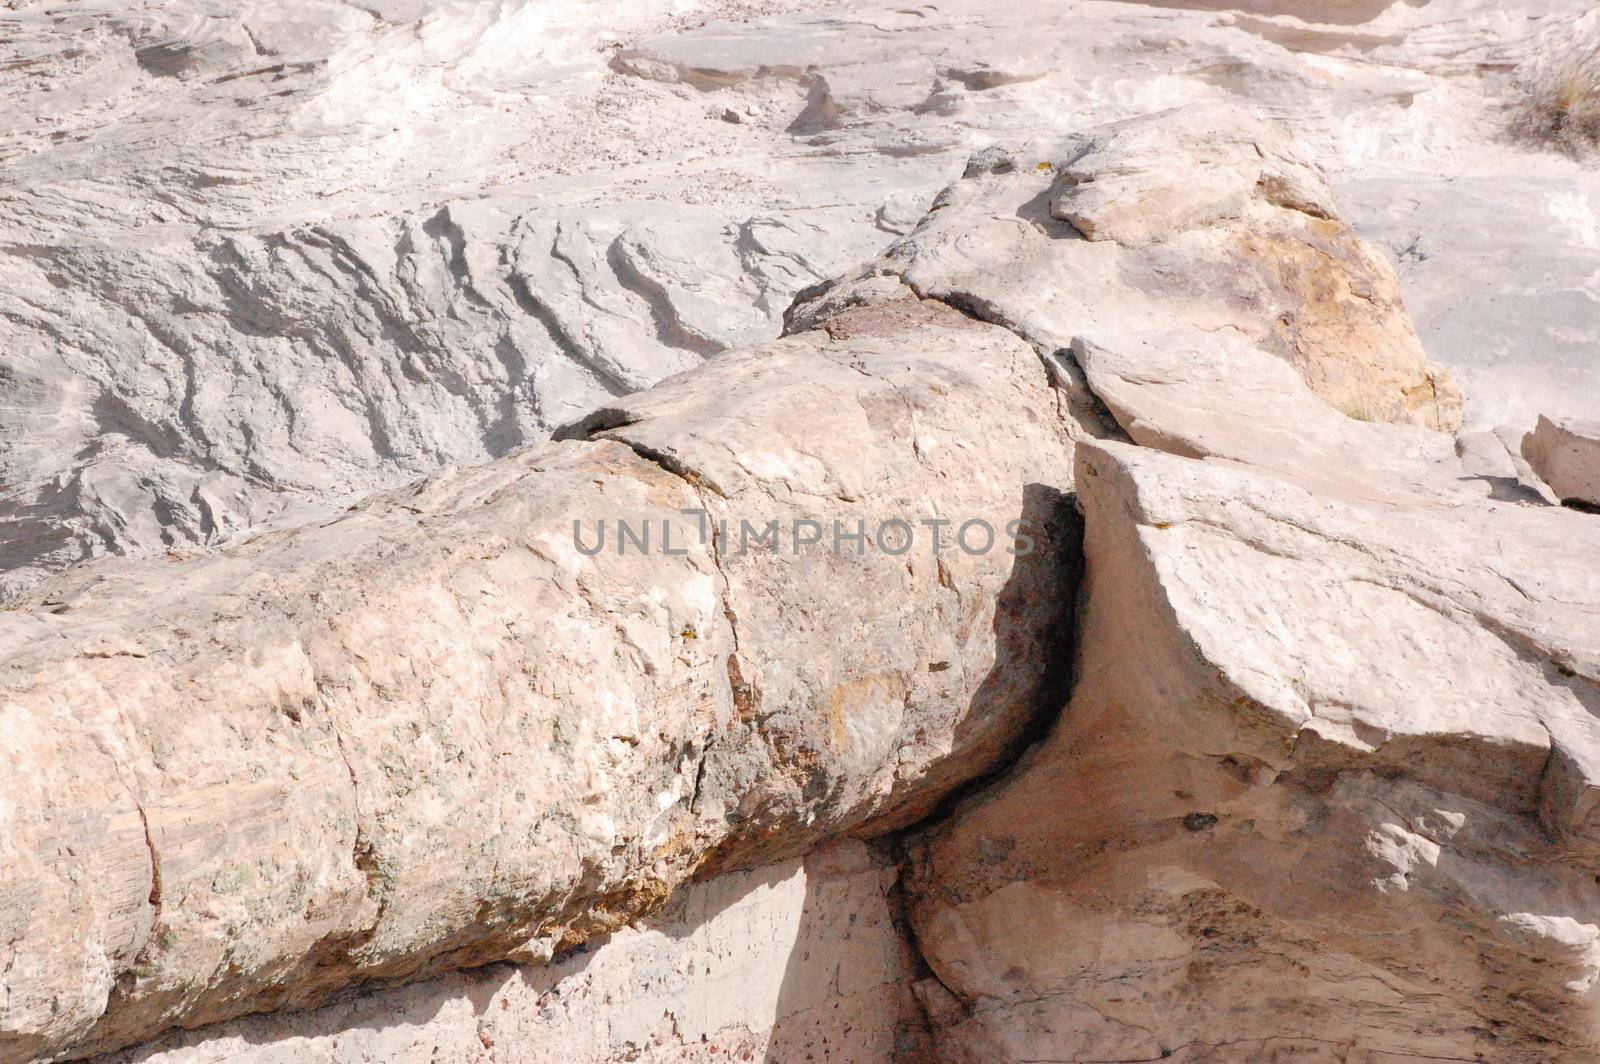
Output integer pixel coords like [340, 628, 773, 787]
[903, 332, 1600, 1064]
[103, 841, 921, 1064]
[0, 299, 1076, 1062]
[1524, 415, 1600, 509]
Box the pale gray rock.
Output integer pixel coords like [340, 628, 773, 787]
[9, 0, 1600, 598]
[4, 0, 1599, 598]
[1457, 427, 1559, 505]
[1524, 414, 1600, 508]
[0, 0, 924, 600]
[0, 195, 891, 601]
[793, 102, 1464, 433]
[1341, 174, 1600, 432]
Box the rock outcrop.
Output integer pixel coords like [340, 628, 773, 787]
[902, 319, 1600, 1063]
[7, 3, 1600, 1062]
[105, 840, 925, 1064]
[1523, 415, 1600, 509]
[4, 0, 1595, 599]
[0, 0, 895, 600]
[0, 297, 1078, 1062]
[793, 103, 1463, 434]
[2, 90, 1537, 1064]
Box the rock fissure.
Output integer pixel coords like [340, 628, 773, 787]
[329, 724, 384, 925]
[905, 282, 1092, 436]
[133, 807, 161, 911]
[9, 12, 1600, 1059]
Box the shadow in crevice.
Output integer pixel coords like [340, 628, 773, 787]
[758, 484, 1084, 1064]
[101, 482, 1085, 1064]
[898, 481, 1085, 842]
[1013, 170, 1085, 242]
[760, 484, 1086, 1064]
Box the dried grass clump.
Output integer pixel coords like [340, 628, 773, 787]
[1511, 45, 1600, 157]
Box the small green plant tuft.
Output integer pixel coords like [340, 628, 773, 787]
[1511, 43, 1600, 157]
[1335, 399, 1376, 423]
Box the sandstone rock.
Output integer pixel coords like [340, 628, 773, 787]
[1052, 100, 1335, 247]
[2, 99, 1478, 1063]
[565, 299, 1083, 862]
[0, 100, 1496, 1060]
[792, 103, 1464, 433]
[1523, 414, 1600, 508]
[5, 0, 1597, 599]
[1072, 329, 1475, 506]
[1457, 427, 1559, 505]
[9, 4, 1600, 1063]
[0, 299, 1077, 1062]
[879, 199, 1598, 1062]
[102, 840, 923, 1064]
[904, 391, 1600, 1062]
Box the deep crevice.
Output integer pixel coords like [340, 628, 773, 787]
[135, 805, 162, 909]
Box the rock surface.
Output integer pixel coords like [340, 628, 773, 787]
[1073, 328, 1471, 505]
[105, 840, 923, 1064]
[1456, 427, 1560, 505]
[0, 298, 1077, 1063]
[1523, 414, 1600, 509]
[0, 0, 894, 598]
[4, 0, 1598, 596]
[793, 101, 1463, 433]
[903, 324, 1600, 1063]
[1342, 170, 1600, 432]
[1, 93, 1462, 1058]
[7, 1, 1600, 1063]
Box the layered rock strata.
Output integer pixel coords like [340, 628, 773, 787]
[9, 98, 1580, 1064]
[902, 325, 1600, 1063]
